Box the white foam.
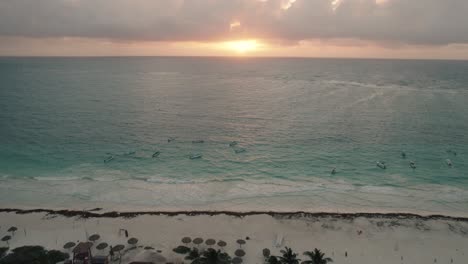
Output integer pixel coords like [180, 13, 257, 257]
[1, 173, 468, 217]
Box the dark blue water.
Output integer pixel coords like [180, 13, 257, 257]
[0, 57, 467, 214]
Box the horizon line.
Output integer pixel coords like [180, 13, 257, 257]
[1, 55, 467, 62]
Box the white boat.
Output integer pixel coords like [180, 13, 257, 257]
[189, 154, 202, 160]
[376, 161, 386, 169]
[446, 159, 453, 167]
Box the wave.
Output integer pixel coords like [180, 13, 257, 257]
[2, 171, 468, 216]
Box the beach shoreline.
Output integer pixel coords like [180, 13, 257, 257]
[2, 207, 468, 222]
[1, 210, 468, 264]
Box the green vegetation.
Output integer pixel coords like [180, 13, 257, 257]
[0, 246, 68, 264]
[278, 247, 300, 264]
[178, 247, 232, 264]
[0, 248, 8, 259]
[199, 248, 231, 264]
[267, 255, 281, 264]
[303, 248, 333, 264]
[263, 247, 332, 264]
[185, 247, 202, 264]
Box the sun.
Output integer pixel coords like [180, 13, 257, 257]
[222, 40, 259, 54]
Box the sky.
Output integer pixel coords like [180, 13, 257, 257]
[1, 0, 468, 59]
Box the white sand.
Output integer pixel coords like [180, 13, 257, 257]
[1, 212, 467, 264]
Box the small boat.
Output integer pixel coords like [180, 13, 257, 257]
[124, 151, 136, 156]
[401, 151, 406, 159]
[331, 168, 337, 175]
[229, 141, 238, 147]
[376, 161, 386, 169]
[167, 137, 175, 142]
[409, 161, 416, 169]
[152, 151, 161, 158]
[192, 140, 204, 144]
[234, 148, 246, 154]
[189, 154, 202, 160]
[446, 159, 453, 167]
[104, 155, 114, 163]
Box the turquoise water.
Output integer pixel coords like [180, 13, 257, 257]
[0, 57, 467, 214]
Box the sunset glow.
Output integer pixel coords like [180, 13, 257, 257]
[222, 40, 261, 54]
[1, 0, 468, 59]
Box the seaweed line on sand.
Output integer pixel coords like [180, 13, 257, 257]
[1, 208, 468, 222]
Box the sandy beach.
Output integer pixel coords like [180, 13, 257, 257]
[1, 210, 467, 264]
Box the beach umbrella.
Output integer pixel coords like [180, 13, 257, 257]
[173, 245, 191, 254]
[63, 242, 76, 250]
[235, 249, 246, 257]
[236, 239, 246, 248]
[182, 237, 192, 245]
[8, 226, 18, 236]
[232, 257, 243, 264]
[193, 238, 203, 247]
[128, 238, 138, 245]
[88, 234, 100, 242]
[112, 244, 125, 263]
[2, 235, 11, 246]
[263, 248, 270, 258]
[113, 244, 125, 252]
[96, 242, 109, 250]
[205, 239, 216, 247]
[217, 240, 227, 248]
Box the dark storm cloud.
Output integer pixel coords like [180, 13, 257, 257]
[0, 0, 467, 45]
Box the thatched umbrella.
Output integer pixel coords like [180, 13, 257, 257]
[232, 257, 243, 264]
[113, 244, 125, 259]
[88, 234, 100, 242]
[63, 242, 76, 250]
[128, 238, 138, 246]
[8, 227, 17, 236]
[2, 235, 11, 246]
[217, 241, 227, 248]
[193, 238, 203, 247]
[112, 244, 125, 263]
[235, 249, 246, 257]
[205, 239, 216, 247]
[96, 242, 108, 250]
[182, 237, 192, 245]
[262, 248, 270, 258]
[113, 244, 125, 252]
[236, 239, 246, 249]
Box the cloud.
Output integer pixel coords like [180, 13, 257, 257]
[0, 0, 467, 46]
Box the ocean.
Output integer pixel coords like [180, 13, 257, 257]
[0, 57, 467, 215]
